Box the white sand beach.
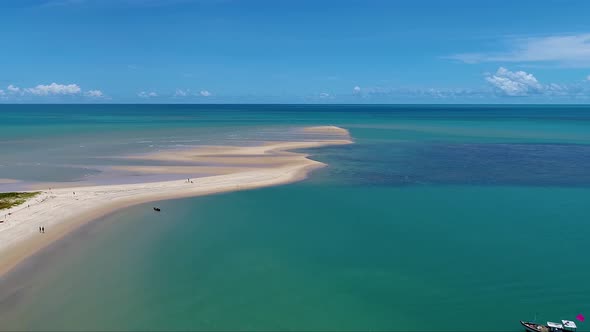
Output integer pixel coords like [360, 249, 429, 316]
[0, 127, 352, 276]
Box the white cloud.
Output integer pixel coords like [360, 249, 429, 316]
[319, 92, 331, 98]
[313, 72, 590, 101]
[7, 85, 21, 94]
[0, 90, 5, 96]
[587, 75, 590, 81]
[199, 90, 211, 97]
[85, 90, 104, 98]
[174, 89, 188, 97]
[352, 86, 483, 99]
[138, 91, 158, 98]
[449, 33, 590, 67]
[483, 67, 590, 97]
[0, 82, 103, 100]
[485, 67, 543, 96]
[26, 83, 81, 96]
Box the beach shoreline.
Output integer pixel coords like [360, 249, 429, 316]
[0, 126, 352, 277]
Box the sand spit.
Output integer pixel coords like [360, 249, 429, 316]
[0, 127, 352, 277]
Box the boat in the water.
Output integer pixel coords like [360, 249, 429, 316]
[521, 320, 577, 332]
[153, 207, 161, 212]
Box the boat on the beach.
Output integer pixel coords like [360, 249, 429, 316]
[520, 320, 577, 332]
[153, 207, 161, 212]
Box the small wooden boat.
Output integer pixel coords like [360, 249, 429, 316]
[153, 207, 161, 212]
[521, 320, 577, 332]
[521, 321, 551, 332]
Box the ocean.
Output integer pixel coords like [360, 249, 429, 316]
[1, 104, 590, 331]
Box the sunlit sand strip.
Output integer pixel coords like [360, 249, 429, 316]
[0, 127, 352, 277]
[302, 125, 350, 135]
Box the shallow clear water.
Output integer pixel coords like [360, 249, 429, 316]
[0, 104, 352, 189]
[1, 105, 590, 331]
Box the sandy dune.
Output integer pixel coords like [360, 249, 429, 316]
[0, 128, 352, 276]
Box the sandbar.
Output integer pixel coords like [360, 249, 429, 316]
[0, 127, 352, 277]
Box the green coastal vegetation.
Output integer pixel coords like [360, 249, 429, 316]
[0, 192, 40, 210]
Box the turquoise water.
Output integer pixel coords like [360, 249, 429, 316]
[1, 105, 590, 331]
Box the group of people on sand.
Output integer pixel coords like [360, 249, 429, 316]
[38, 226, 45, 233]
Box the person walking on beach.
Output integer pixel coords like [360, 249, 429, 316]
[42, 226, 45, 233]
[39, 226, 41, 233]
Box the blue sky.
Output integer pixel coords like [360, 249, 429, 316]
[1, 0, 590, 103]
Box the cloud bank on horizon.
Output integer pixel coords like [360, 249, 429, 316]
[0, 83, 105, 100]
[2, 0, 590, 103]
